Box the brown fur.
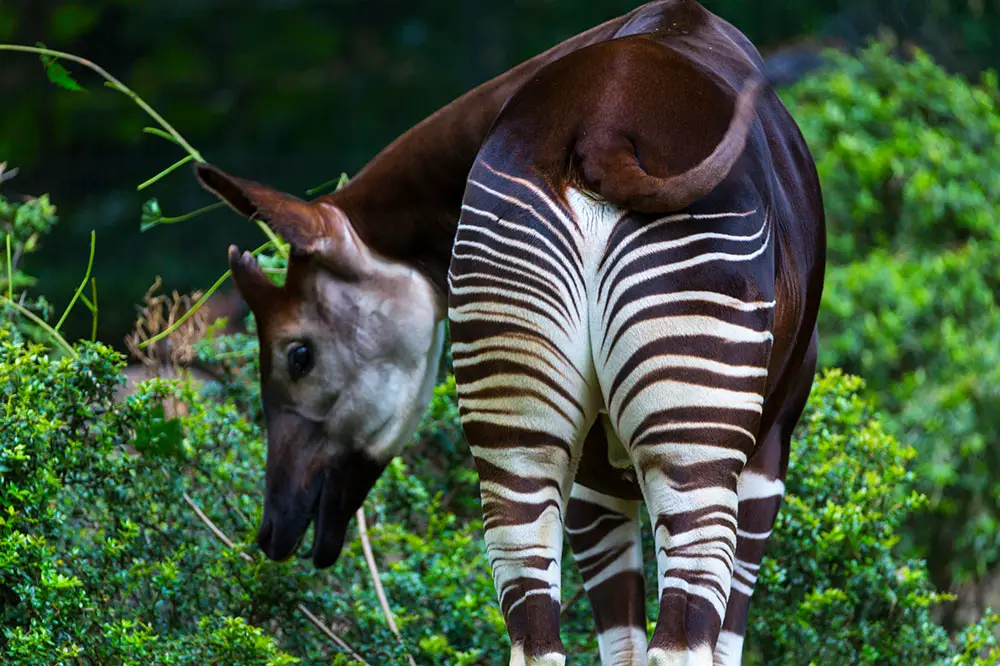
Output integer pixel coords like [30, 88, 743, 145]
[193, 8, 825, 651]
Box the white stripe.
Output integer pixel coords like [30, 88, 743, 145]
[597, 211, 766, 304]
[736, 471, 785, 501]
[601, 215, 771, 318]
[600, 289, 775, 356]
[482, 164, 579, 231]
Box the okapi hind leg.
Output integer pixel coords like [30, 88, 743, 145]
[596, 277, 775, 665]
[566, 419, 647, 666]
[461, 413, 593, 666]
[449, 169, 598, 665]
[714, 330, 818, 666]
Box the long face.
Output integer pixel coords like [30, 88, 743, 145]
[196, 163, 446, 568]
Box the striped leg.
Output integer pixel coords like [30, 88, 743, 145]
[566, 483, 647, 665]
[714, 330, 818, 666]
[604, 335, 768, 666]
[453, 342, 592, 666]
[592, 210, 775, 664]
[449, 166, 595, 665]
[636, 437, 749, 666]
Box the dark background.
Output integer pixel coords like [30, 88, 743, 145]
[1, 0, 997, 346]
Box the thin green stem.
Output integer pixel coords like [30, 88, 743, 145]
[143, 127, 181, 145]
[138, 241, 273, 350]
[210, 349, 254, 361]
[157, 202, 227, 225]
[1, 297, 76, 357]
[254, 219, 289, 259]
[304, 172, 351, 197]
[89, 278, 98, 342]
[5, 234, 11, 301]
[138, 155, 194, 191]
[55, 230, 95, 332]
[0, 44, 204, 162]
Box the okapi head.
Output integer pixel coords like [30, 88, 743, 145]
[195, 163, 446, 568]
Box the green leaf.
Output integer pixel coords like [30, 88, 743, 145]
[140, 198, 163, 232]
[132, 404, 184, 461]
[36, 43, 84, 92]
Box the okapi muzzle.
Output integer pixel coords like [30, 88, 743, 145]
[256, 405, 385, 568]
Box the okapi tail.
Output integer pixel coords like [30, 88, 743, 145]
[580, 75, 767, 214]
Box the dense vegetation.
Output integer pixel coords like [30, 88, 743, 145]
[3, 27, 1000, 666]
[780, 39, 1000, 611]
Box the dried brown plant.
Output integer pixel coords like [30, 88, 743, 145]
[125, 276, 208, 375]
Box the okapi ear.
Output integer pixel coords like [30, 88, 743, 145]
[195, 162, 323, 253]
[195, 163, 372, 277]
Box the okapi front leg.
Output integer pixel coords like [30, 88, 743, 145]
[566, 419, 647, 665]
[566, 483, 646, 665]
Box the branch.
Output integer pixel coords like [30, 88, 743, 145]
[296, 603, 372, 666]
[356, 508, 417, 666]
[181, 492, 369, 664]
[0, 45, 203, 162]
[182, 492, 250, 560]
[1, 296, 76, 357]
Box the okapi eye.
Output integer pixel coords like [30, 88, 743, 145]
[287, 343, 314, 380]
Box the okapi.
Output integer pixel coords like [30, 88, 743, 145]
[194, 1, 825, 664]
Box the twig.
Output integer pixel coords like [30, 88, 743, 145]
[356, 508, 417, 666]
[138, 154, 195, 191]
[0, 45, 203, 162]
[88, 278, 98, 341]
[139, 239, 272, 350]
[182, 492, 251, 561]
[5, 234, 12, 301]
[296, 603, 372, 666]
[0, 161, 18, 184]
[181, 492, 368, 664]
[54, 230, 96, 332]
[1, 296, 76, 357]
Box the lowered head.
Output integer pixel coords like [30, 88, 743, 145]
[195, 163, 446, 568]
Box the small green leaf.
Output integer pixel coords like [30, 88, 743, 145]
[140, 198, 163, 232]
[36, 43, 84, 92]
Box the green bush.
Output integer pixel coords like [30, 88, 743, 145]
[3, 320, 996, 663]
[745, 370, 998, 665]
[0, 188, 59, 345]
[0, 335, 297, 665]
[785, 39, 1000, 263]
[781, 38, 1000, 589]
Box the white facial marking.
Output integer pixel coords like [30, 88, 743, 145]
[268, 217, 447, 467]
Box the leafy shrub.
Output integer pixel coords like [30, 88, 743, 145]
[0, 335, 300, 665]
[0, 186, 59, 344]
[785, 38, 1000, 264]
[781, 38, 1000, 592]
[745, 370, 998, 665]
[4, 316, 996, 664]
